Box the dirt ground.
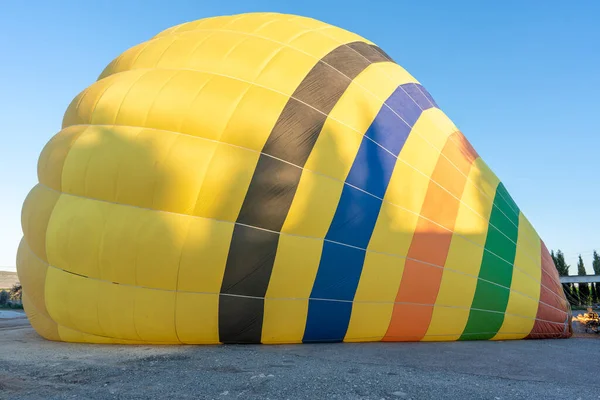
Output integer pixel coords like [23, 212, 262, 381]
[1, 314, 599, 400]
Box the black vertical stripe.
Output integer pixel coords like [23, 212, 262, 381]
[218, 41, 393, 344]
[364, 44, 395, 63]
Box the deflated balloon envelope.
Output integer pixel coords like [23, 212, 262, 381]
[17, 12, 571, 344]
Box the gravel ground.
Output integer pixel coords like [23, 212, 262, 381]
[1, 316, 598, 400]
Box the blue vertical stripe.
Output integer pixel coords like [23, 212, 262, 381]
[303, 83, 436, 343]
[416, 84, 438, 108]
[402, 83, 435, 110]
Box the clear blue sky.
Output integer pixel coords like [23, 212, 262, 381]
[1, 0, 598, 273]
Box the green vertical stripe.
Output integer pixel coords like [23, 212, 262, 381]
[460, 183, 520, 340]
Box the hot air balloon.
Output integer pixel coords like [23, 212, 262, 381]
[17, 12, 571, 344]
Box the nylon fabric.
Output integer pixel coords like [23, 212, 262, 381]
[17, 12, 571, 345]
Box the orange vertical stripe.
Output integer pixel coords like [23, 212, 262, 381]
[383, 131, 478, 341]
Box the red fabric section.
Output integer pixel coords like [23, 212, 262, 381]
[526, 240, 571, 339]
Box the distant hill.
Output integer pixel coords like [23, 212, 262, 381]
[0, 271, 19, 290]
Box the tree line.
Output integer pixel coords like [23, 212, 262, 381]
[552, 249, 600, 306]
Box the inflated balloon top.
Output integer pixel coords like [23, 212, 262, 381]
[18, 12, 571, 344]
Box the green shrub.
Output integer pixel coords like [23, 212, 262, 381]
[0, 290, 8, 306]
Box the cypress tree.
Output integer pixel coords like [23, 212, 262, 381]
[553, 250, 570, 276]
[577, 255, 590, 305]
[593, 251, 600, 303]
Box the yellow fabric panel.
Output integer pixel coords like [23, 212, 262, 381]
[280, 172, 343, 238]
[56, 324, 150, 344]
[162, 13, 279, 37]
[397, 136, 440, 186]
[56, 325, 105, 344]
[368, 201, 419, 257]
[127, 35, 178, 69]
[373, 63, 420, 88]
[22, 292, 60, 341]
[160, 31, 242, 74]
[288, 28, 360, 59]
[16, 238, 49, 316]
[133, 286, 179, 343]
[117, 71, 238, 136]
[513, 214, 542, 281]
[312, 25, 375, 46]
[65, 70, 242, 137]
[345, 304, 395, 342]
[210, 35, 282, 82]
[153, 22, 186, 38]
[45, 267, 176, 344]
[46, 194, 197, 290]
[61, 125, 217, 215]
[98, 42, 146, 80]
[192, 143, 259, 222]
[96, 279, 140, 341]
[262, 235, 323, 343]
[21, 184, 60, 262]
[100, 29, 324, 99]
[493, 292, 538, 340]
[345, 252, 406, 341]
[410, 108, 457, 152]
[422, 305, 471, 342]
[285, 15, 327, 30]
[302, 116, 363, 183]
[263, 299, 310, 344]
[493, 315, 536, 340]
[454, 158, 500, 244]
[494, 213, 542, 340]
[61, 72, 126, 128]
[159, 31, 247, 73]
[123, 130, 213, 214]
[220, 13, 284, 33]
[42, 194, 100, 280]
[106, 25, 325, 99]
[462, 159, 502, 220]
[220, 85, 287, 152]
[146, 73, 248, 136]
[101, 32, 215, 78]
[265, 235, 323, 298]
[45, 266, 104, 336]
[37, 125, 86, 191]
[93, 70, 159, 127]
[176, 292, 220, 344]
[443, 235, 487, 278]
[253, 46, 322, 97]
[46, 264, 178, 344]
[177, 217, 233, 293]
[369, 132, 440, 256]
[425, 159, 499, 338]
[167, 16, 231, 34]
[390, 152, 436, 211]
[255, 19, 315, 44]
[424, 271, 478, 341]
